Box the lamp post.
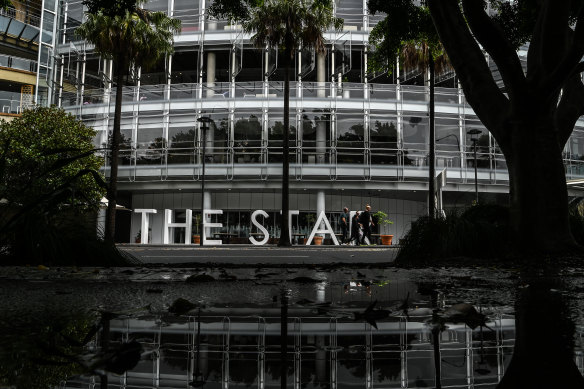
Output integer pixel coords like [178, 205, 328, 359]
[197, 116, 212, 246]
[467, 129, 481, 205]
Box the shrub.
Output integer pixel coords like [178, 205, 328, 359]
[395, 204, 510, 265]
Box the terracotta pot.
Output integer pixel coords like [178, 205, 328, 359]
[314, 236, 324, 245]
[380, 235, 393, 245]
[193, 235, 201, 244]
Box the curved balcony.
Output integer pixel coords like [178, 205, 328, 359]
[59, 81, 584, 191]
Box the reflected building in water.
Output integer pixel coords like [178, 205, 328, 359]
[40, 0, 584, 243]
[60, 309, 583, 388]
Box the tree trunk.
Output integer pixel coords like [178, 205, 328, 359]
[505, 117, 576, 254]
[104, 60, 125, 243]
[497, 271, 584, 388]
[428, 55, 436, 220]
[278, 31, 291, 247]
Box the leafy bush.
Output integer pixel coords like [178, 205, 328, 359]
[0, 206, 137, 266]
[0, 107, 134, 266]
[569, 211, 584, 247]
[0, 106, 105, 209]
[396, 204, 510, 265]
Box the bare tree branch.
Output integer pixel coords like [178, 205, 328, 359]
[427, 0, 510, 145]
[461, 0, 526, 100]
[527, 0, 571, 82]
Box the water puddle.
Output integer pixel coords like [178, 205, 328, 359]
[0, 266, 583, 388]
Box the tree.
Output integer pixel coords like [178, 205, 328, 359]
[371, 0, 584, 255]
[0, 106, 105, 209]
[1, 0, 12, 11]
[76, 0, 181, 243]
[209, 0, 342, 246]
[368, 3, 449, 220]
[0, 107, 118, 265]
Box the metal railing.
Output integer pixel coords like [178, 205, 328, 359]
[0, 5, 41, 27]
[0, 53, 37, 73]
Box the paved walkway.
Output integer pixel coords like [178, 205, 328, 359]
[118, 244, 399, 266]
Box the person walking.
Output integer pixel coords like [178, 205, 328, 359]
[340, 207, 350, 244]
[360, 204, 374, 245]
[350, 211, 361, 245]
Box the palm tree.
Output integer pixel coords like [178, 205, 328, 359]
[400, 42, 450, 220]
[76, 2, 181, 243]
[211, 0, 342, 246]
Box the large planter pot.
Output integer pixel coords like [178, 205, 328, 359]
[380, 234, 393, 245]
[192, 235, 201, 244]
[313, 236, 324, 245]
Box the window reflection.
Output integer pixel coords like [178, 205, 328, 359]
[370, 117, 398, 165]
[234, 114, 262, 163]
[336, 111, 364, 164]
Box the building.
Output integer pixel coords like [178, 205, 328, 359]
[37, 0, 584, 244]
[0, 0, 44, 122]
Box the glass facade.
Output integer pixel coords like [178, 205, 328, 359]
[49, 0, 584, 243]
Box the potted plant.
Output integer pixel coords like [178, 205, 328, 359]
[192, 214, 202, 244]
[373, 211, 394, 245]
[135, 230, 141, 243]
[342, 76, 350, 99]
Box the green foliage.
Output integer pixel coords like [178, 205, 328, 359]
[0, 206, 137, 266]
[209, 0, 342, 55]
[0, 0, 12, 11]
[489, 1, 583, 49]
[0, 311, 94, 389]
[76, 3, 181, 71]
[396, 204, 510, 264]
[367, 1, 444, 75]
[0, 106, 105, 209]
[373, 210, 393, 226]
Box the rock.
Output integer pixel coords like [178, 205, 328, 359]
[186, 274, 215, 282]
[169, 298, 197, 315]
[289, 276, 321, 283]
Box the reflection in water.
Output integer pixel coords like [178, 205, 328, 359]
[498, 270, 584, 388]
[62, 308, 516, 388]
[1, 267, 583, 388]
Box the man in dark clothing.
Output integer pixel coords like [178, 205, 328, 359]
[350, 211, 361, 245]
[340, 207, 350, 244]
[359, 205, 374, 245]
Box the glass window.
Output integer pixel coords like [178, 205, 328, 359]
[141, 57, 167, 86]
[267, 110, 297, 163]
[234, 113, 262, 164]
[171, 50, 198, 84]
[403, 113, 428, 166]
[336, 111, 364, 164]
[370, 113, 398, 165]
[435, 115, 461, 168]
[168, 111, 196, 164]
[206, 113, 229, 163]
[464, 120, 490, 169]
[173, 0, 201, 32]
[302, 110, 331, 163]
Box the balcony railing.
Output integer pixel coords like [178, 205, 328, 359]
[0, 53, 37, 73]
[0, 5, 41, 27]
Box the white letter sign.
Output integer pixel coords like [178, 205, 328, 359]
[306, 211, 339, 245]
[203, 209, 223, 245]
[134, 209, 157, 244]
[163, 209, 192, 244]
[249, 210, 270, 245]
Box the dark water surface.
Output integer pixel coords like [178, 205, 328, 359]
[1, 265, 583, 388]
